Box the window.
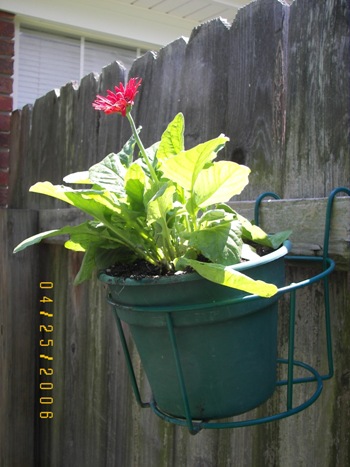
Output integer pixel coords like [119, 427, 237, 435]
[16, 27, 141, 108]
[84, 40, 136, 76]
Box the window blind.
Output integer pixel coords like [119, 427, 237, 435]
[84, 41, 136, 77]
[17, 27, 139, 108]
[17, 29, 80, 108]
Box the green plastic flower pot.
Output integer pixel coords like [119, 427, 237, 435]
[99, 242, 291, 420]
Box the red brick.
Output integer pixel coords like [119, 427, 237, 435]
[0, 150, 9, 168]
[0, 114, 11, 131]
[0, 185, 8, 207]
[0, 57, 13, 75]
[0, 95, 12, 112]
[0, 169, 9, 185]
[0, 76, 12, 94]
[0, 132, 10, 147]
[0, 20, 14, 38]
[0, 39, 14, 57]
[0, 11, 15, 21]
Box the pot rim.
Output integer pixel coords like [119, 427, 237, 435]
[98, 240, 292, 287]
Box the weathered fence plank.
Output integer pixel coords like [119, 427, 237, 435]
[231, 196, 350, 268]
[8, 104, 33, 208]
[0, 209, 39, 467]
[227, 0, 287, 199]
[125, 37, 188, 150]
[37, 250, 125, 466]
[284, 0, 350, 198]
[178, 18, 231, 151]
[4, 0, 350, 466]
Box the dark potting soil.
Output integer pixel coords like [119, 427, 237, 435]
[105, 244, 273, 281]
[105, 260, 175, 280]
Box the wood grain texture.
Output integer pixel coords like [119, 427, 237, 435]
[8, 104, 33, 208]
[284, 0, 350, 198]
[226, 0, 287, 199]
[230, 196, 350, 268]
[126, 37, 188, 149]
[178, 18, 230, 151]
[0, 209, 39, 467]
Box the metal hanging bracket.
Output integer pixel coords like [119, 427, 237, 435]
[109, 187, 350, 434]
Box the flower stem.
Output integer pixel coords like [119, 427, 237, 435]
[126, 111, 159, 182]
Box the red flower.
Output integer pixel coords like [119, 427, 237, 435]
[92, 77, 142, 117]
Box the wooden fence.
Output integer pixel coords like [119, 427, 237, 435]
[2, 0, 350, 465]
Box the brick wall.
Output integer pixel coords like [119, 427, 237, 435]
[0, 10, 14, 208]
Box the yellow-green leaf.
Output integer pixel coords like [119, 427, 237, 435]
[157, 112, 184, 161]
[177, 258, 278, 297]
[194, 161, 250, 208]
[160, 135, 229, 191]
[63, 171, 91, 184]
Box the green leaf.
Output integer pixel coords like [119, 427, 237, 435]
[125, 162, 145, 211]
[118, 130, 140, 167]
[95, 246, 136, 270]
[30, 182, 78, 206]
[198, 209, 229, 224]
[63, 222, 118, 250]
[63, 171, 91, 184]
[89, 153, 127, 193]
[237, 215, 270, 243]
[13, 221, 119, 254]
[13, 218, 146, 284]
[134, 141, 160, 177]
[73, 245, 97, 285]
[159, 135, 229, 191]
[189, 221, 243, 265]
[157, 113, 184, 161]
[146, 183, 176, 259]
[29, 183, 152, 255]
[194, 161, 250, 208]
[71, 234, 136, 285]
[13, 229, 65, 253]
[72, 236, 138, 285]
[236, 213, 291, 249]
[29, 182, 118, 217]
[147, 184, 175, 225]
[73, 237, 139, 285]
[266, 230, 292, 249]
[177, 258, 278, 297]
[64, 192, 120, 220]
[145, 141, 160, 165]
[87, 131, 140, 192]
[64, 239, 86, 251]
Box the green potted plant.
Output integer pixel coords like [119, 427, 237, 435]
[14, 78, 291, 421]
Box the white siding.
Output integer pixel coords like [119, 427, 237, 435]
[84, 41, 137, 76]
